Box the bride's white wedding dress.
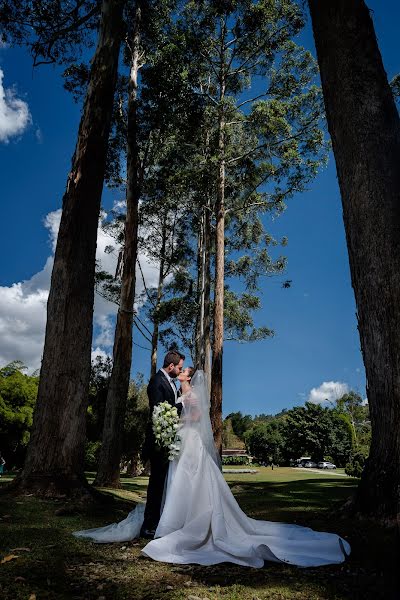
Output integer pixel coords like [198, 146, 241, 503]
[74, 372, 350, 567]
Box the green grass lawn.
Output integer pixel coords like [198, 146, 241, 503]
[0, 468, 398, 600]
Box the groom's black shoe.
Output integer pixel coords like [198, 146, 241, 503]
[140, 526, 156, 540]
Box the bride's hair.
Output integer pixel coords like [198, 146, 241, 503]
[181, 370, 221, 470]
[186, 366, 195, 382]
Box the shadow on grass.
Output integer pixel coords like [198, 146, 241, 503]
[0, 476, 398, 599]
[229, 478, 357, 519]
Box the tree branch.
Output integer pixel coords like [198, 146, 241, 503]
[137, 258, 156, 307]
[131, 315, 153, 344]
[236, 92, 268, 109]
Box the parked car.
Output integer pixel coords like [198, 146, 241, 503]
[293, 457, 312, 467]
[318, 461, 336, 469]
[303, 461, 318, 468]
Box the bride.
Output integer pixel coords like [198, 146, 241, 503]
[74, 369, 350, 567]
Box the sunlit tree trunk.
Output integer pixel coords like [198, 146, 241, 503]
[195, 201, 212, 387]
[211, 22, 226, 455]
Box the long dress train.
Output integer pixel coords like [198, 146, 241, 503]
[141, 425, 350, 567]
[74, 371, 350, 567]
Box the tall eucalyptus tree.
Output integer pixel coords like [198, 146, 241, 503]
[178, 0, 327, 452]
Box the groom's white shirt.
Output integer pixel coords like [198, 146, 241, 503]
[160, 368, 179, 404]
[160, 368, 185, 409]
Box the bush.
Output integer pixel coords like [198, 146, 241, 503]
[222, 455, 250, 466]
[345, 450, 367, 478]
[244, 420, 283, 465]
[85, 440, 101, 470]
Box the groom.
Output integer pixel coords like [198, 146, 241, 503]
[140, 349, 185, 539]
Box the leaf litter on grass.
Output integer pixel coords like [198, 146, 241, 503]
[0, 468, 398, 600]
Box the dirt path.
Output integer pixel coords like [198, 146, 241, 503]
[293, 467, 350, 477]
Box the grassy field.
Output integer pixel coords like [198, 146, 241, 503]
[0, 467, 398, 600]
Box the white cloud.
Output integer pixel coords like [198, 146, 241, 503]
[94, 314, 115, 347]
[308, 381, 349, 406]
[0, 208, 159, 372]
[43, 210, 62, 252]
[0, 284, 47, 371]
[0, 68, 31, 143]
[91, 347, 111, 363]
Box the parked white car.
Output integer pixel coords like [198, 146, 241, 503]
[318, 461, 336, 469]
[303, 461, 318, 468]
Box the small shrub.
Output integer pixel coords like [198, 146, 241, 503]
[222, 455, 250, 466]
[85, 440, 101, 470]
[345, 450, 367, 478]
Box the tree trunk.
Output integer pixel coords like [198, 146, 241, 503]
[203, 200, 212, 391]
[94, 5, 141, 489]
[211, 170, 224, 455]
[195, 208, 206, 368]
[195, 214, 203, 367]
[127, 452, 142, 477]
[196, 200, 212, 389]
[150, 220, 167, 377]
[8, 0, 125, 499]
[308, 0, 400, 522]
[211, 27, 226, 455]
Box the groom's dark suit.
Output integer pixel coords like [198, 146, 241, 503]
[141, 369, 184, 533]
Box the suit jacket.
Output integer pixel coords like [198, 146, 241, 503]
[142, 370, 183, 461]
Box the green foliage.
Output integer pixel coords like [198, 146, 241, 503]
[132, 0, 328, 357]
[222, 417, 246, 449]
[86, 355, 113, 444]
[345, 450, 367, 478]
[281, 402, 352, 466]
[122, 377, 150, 466]
[390, 74, 400, 105]
[85, 359, 149, 471]
[334, 391, 370, 448]
[244, 419, 283, 465]
[0, 1, 99, 66]
[85, 440, 101, 471]
[224, 288, 274, 342]
[236, 393, 364, 468]
[0, 362, 39, 467]
[222, 455, 250, 466]
[225, 412, 253, 439]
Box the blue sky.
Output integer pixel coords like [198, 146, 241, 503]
[0, 2, 398, 416]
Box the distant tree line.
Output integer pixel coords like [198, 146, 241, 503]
[224, 391, 370, 473]
[1, 359, 369, 478]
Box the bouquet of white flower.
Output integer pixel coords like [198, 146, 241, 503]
[152, 401, 181, 461]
